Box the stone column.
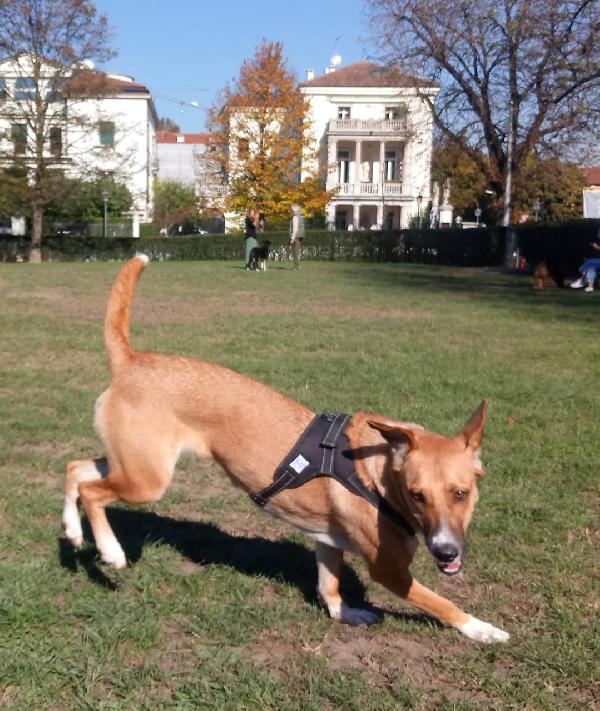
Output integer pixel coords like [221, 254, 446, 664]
[327, 139, 337, 190]
[326, 203, 336, 230]
[353, 203, 360, 228]
[355, 139, 362, 191]
[379, 140, 386, 187]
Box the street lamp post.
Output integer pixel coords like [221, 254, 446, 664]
[533, 198, 541, 222]
[101, 189, 109, 238]
[474, 207, 482, 227]
[417, 194, 423, 229]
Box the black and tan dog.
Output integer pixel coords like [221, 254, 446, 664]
[248, 240, 271, 271]
[62, 256, 509, 644]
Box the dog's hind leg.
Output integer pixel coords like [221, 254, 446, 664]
[315, 541, 379, 626]
[62, 458, 108, 548]
[77, 450, 176, 569]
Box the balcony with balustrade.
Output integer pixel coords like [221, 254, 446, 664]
[328, 118, 410, 138]
[333, 181, 404, 198]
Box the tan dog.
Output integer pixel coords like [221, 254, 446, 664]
[533, 260, 558, 289]
[62, 256, 509, 644]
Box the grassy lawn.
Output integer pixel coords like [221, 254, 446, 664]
[0, 260, 598, 710]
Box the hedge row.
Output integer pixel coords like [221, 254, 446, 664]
[515, 219, 600, 275]
[0, 227, 504, 265]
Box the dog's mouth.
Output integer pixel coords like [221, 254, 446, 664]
[435, 557, 463, 575]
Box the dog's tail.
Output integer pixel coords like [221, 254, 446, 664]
[104, 254, 149, 373]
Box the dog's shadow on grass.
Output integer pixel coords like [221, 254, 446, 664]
[58, 508, 438, 627]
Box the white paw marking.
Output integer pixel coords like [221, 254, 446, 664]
[458, 615, 510, 643]
[62, 505, 83, 547]
[99, 539, 127, 569]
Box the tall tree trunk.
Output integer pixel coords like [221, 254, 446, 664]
[30, 201, 43, 263]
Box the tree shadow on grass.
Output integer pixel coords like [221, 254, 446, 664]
[57, 507, 439, 627]
[341, 264, 598, 324]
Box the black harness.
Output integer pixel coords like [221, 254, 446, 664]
[250, 412, 416, 537]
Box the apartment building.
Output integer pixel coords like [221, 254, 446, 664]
[0, 54, 157, 222]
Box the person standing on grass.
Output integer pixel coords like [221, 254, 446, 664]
[289, 203, 305, 270]
[244, 208, 258, 270]
[570, 230, 600, 292]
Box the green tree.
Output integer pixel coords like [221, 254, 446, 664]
[153, 179, 198, 233]
[44, 176, 132, 222]
[0, 167, 30, 218]
[205, 40, 332, 219]
[433, 141, 586, 223]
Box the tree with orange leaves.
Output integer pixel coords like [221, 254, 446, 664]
[204, 40, 332, 221]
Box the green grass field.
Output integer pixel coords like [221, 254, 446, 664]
[0, 260, 598, 710]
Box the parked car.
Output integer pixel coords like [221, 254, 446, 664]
[55, 223, 90, 237]
[0, 218, 13, 236]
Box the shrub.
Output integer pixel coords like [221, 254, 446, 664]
[0, 227, 506, 264]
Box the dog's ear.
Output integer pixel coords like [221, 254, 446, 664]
[367, 419, 421, 462]
[459, 400, 488, 477]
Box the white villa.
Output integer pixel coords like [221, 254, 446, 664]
[0, 54, 158, 223]
[301, 61, 439, 229]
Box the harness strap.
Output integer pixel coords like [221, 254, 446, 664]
[321, 412, 350, 475]
[250, 413, 416, 537]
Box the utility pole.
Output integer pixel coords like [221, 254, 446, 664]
[503, 99, 516, 267]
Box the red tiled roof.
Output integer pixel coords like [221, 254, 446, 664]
[66, 70, 150, 96]
[301, 61, 436, 89]
[583, 166, 600, 186]
[157, 131, 209, 144]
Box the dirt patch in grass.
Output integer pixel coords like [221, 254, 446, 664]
[244, 624, 503, 706]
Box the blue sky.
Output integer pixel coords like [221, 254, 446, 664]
[95, 0, 374, 132]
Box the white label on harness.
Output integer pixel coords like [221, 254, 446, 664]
[290, 454, 310, 474]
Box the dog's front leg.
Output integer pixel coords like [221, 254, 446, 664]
[370, 567, 509, 643]
[315, 541, 379, 626]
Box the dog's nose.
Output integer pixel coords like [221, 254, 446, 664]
[433, 543, 459, 562]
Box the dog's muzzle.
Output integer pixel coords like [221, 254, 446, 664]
[428, 540, 463, 575]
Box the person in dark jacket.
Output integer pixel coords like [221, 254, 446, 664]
[244, 208, 258, 270]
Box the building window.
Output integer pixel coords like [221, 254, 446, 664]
[337, 106, 351, 119]
[0, 78, 7, 101]
[12, 124, 27, 154]
[384, 105, 408, 120]
[337, 149, 350, 183]
[238, 137, 249, 159]
[49, 127, 62, 157]
[15, 77, 36, 100]
[384, 150, 398, 182]
[99, 121, 115, 146]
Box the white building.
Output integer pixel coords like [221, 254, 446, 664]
[0, 54, 157, 222]
[301, 61, 439, 229]
[156, 130, 209, 186]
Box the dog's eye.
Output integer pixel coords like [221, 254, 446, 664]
[409, 490, 425, 503]
[453, 489, 469, 501]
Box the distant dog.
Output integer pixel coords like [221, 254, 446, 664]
[533, 261, 558, 289]
[248, 241, 271, 271]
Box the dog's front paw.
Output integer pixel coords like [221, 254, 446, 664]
[99, 540, 127, 570]
[62, 513, 84, 549]
[331, 603, 380, 627]
[458, 615, 510, 643]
